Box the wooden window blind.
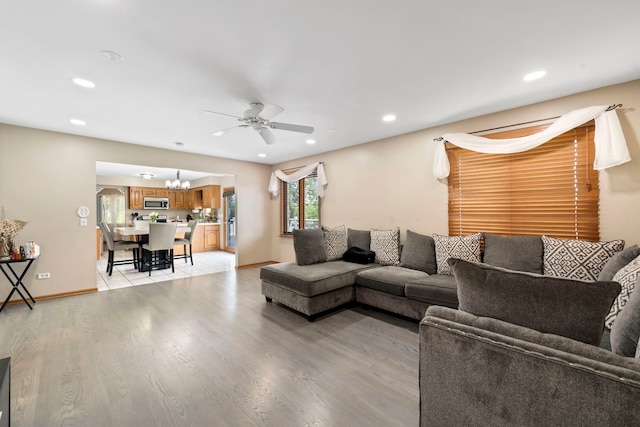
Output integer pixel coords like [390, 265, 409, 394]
[447, 121, 599, 241]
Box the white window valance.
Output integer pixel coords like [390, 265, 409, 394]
[433, 105, 631, 179]
[268, 162, 328, 197]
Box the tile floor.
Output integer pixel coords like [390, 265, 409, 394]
[96, 249, 236, 291]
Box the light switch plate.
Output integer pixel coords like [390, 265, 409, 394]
[80, 218, 88, 226]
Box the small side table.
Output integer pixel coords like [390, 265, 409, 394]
[0, 255, 39, 312]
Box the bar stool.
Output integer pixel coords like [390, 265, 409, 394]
[173, 220, 198, 265]
[100, 222, 139, 276]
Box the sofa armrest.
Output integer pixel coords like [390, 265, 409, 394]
[419, 306, 640, 427]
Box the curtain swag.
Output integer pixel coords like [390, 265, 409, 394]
[432, 105, 631, 179]
[268, 162, 328, 198]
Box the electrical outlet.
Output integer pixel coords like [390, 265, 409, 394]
[37, 272, 50, 279]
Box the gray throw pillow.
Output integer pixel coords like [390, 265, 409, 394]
[347, 228, 370, 251]
[293, 228, 327, 266]
[483, 233, 543, 274]
[598, 244, 640, 281]
[611, 276, 640, 357]
[449, 258, 621, 345]
[399, 230, 437, 274]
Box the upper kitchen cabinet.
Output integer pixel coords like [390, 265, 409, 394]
[142, 188, 169, 198]
[129, 187, 143, 209]
[190, 185, 220, 210]
[202, 185, 220, 209]
[169, 190, 186, 209]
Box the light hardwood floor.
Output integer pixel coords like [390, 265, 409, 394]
[0, 267, 419, 426]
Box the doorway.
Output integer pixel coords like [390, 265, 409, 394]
[223, 187, 236, 253]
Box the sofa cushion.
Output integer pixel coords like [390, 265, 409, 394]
[399, 230, 437, 274]
[542, 235, 624, 281]
[606, 254, 640, 329]
[405, 275, 458, 307]
[322, 225, 348, 261]
[355, 266, 428, 296]
[433, 233, 481, 275]
[370, 227, 400, 266]
[483, 233, 543, 274]
[260, 260, 377, 297]
[598, 244, 640, 281]
[449, 258, 621, 345]
[611, 276, 640, 357]
[293, 228, 327, 266]
[347, 228, 370, 251]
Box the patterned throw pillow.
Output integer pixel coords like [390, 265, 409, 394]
[433, 233, 481, 275]
[322, 225, 347, 261]
[370, 227, 400, 266]
[606, 254, 640, 329]
[542, 236, 625, 281]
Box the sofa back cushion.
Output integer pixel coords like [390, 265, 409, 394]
[399, 230, 437, 274]
[449, 258, 621, 345]
[483, 233, 543, 274]
[542, 235, 624, 281]
[598, 244, 640, 281]
[293, 228, 327, 266]
[347, 228, 370, 251]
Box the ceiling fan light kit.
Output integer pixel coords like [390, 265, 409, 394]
[205, 102, 314, 145]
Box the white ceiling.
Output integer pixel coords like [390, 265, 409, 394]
[2, 1, 640, 169]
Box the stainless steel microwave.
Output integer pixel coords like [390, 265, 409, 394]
[143, 197, 169, 210]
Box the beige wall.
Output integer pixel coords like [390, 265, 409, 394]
[271, 80, 640, 262]
[0, 126, 272, 299]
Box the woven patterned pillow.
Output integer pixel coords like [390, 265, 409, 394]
[433, 233, 481, 275]
[370, 227, 400, 266]
[606, 254, 640, 329]
[322, 225, 347, 261]
[542, 236, 624, 281]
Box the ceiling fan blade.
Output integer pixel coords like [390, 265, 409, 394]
[201, 110, 243, 120]
[211, 125, 249, 136]
[260, 104, 284, 120]
[269, 122, 314, 134]
[257, 127, 276, 145]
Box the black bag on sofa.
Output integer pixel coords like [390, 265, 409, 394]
[343, 247, 376, 264]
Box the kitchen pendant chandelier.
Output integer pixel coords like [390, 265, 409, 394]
[165, 170, 190, 190]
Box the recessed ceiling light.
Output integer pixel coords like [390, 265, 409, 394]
[101, 50, 123, 61]
[258, 153, 266, 158]
[212, 131, 224, 137]
[69, 118, 86, 126]
[382, 114, 396, 122]
[306, 139, 316, 145]
[523, 70, 546, 82]
[71, 77, 95, 88]
[139, 173, 154, 180]
[175, 141, 184, 147]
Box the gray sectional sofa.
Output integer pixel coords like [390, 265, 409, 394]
[260, 227, 629, 322]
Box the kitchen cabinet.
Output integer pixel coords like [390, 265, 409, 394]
[202, 185, 220, 209]
[142, 188, 169, 198]
[169, 190, 186, 209]
[129, 187, 144, 209]
[204, 224, 220, 250]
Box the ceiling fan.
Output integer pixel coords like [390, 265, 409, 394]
[203, 102, 314, 145]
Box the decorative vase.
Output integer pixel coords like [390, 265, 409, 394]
[0, 236, 8, 258]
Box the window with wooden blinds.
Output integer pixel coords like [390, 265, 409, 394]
[447, 121, 599, 241]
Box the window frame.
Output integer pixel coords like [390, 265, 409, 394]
[280, 169, 321, 236]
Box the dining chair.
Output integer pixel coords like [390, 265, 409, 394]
[173, 220, 198, 265]
[99, 222, 140, 276]
[141, 222, 178, 276]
